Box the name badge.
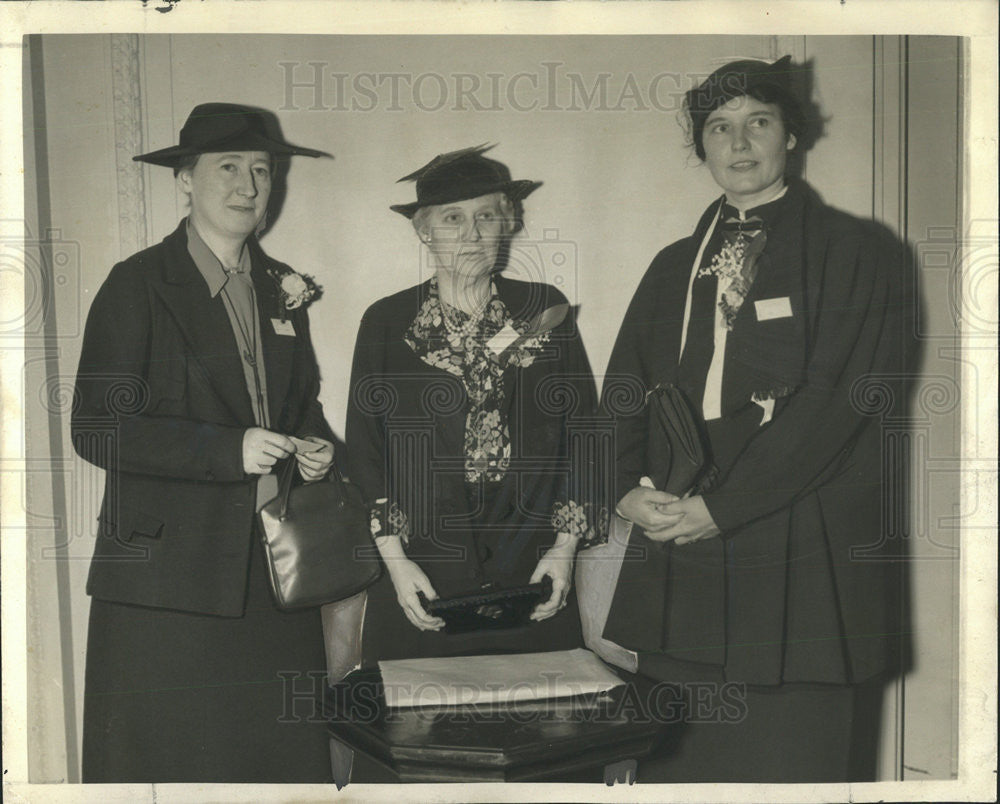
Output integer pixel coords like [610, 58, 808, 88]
[754, 297, 793, 321]
[271, 318, 296, 336]
[486, 324, 520, 356]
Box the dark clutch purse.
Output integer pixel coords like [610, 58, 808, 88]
[418, 578, 553, 634]
[257, 457, 381, 610]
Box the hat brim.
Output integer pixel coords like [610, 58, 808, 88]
[390, 179, 542, 219]
[133, 130, 330, 167]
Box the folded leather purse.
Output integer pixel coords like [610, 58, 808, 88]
[258, 457, 381, 610]
[644, 382, 717, 496]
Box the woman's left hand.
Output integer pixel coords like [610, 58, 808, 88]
[645, 496, 721, 545]
[529, 534, 577, 622]
[293, 436, 335, 482]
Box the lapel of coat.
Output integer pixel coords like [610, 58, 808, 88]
[150, 222, 255, 425]
[248, 240, 295, 427]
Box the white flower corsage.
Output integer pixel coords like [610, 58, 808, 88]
[699, 237, 746, 284]
[268, 267, 321, 319]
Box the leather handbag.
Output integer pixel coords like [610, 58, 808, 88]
[644, 382, 717, 496]
[257, 457, 381, 610]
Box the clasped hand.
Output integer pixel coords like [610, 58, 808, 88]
[617, 486, 721, 545]
[241, 427, 335, 481]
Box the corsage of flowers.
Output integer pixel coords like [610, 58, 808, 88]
[267, 267, 321, 320]
[699, 230, 767, 330]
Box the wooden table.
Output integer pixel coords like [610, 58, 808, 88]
[323, 667, 669, 783]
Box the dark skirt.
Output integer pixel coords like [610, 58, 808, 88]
[82, 534, 331, 783]
[633, 653, 884, 783]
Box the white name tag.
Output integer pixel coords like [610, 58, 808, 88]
[271, 318, 296, 336]
[486, 324, 520, 356]
[754, 297, 793, 321]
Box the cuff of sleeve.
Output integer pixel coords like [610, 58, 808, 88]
[202, 423, 247, 482]
[369, 498, 410, 545]
[551, 500, 610, 550]
[701, 489, 753, 535]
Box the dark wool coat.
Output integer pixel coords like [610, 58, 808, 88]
[346, 276, 600, 663]
[602, 179, 912, 686]
[72, 221, 334, 616]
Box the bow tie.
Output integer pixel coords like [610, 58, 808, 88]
[719, 215, 765, 234]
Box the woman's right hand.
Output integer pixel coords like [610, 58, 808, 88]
[376, 537, 445, 631]
[616, 486, 684, 534]
[242, 427, 295, 474]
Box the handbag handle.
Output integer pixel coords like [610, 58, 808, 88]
[275, 451, 350, 521]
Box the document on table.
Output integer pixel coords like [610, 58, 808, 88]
[378, 648, 625, 708]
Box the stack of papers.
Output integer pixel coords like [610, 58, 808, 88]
[378, 648, 624, 708]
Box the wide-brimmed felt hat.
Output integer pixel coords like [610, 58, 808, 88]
[686, 55, 793, 116]
[133, 102, 329, 167]
[390, 144, 541, 219]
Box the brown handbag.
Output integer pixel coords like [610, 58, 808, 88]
[257, 457, 381, 610]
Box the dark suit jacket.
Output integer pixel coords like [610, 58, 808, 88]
[72, 221, 333, 616]
[346, 276, 600, 597]
[602, 180, 912, 685]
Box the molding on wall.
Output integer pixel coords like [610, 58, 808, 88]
[772, 35, 806, 64]
[110, 34, 147, 259]
[872, 34, 908, 784]
[873, 36, 908, 237]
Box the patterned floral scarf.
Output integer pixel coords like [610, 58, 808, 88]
[404, 276, 551, 483]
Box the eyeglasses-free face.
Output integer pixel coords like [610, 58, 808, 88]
[178, 151, 272, 244]
[701, 96, 797, 209]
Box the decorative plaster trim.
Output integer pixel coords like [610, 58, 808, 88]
[110, 34, 147, 259]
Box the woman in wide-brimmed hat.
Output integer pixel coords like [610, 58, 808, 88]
[346, 145, 608, 664]
[598, 57, 911, 782]
[73, 103, 337, 782]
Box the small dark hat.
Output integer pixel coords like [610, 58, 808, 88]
[686, 55, 794, 116]
[133, 102, 329, 167]
[390, 144, 541, 219]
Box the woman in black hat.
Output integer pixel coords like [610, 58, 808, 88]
[346, 145, 607, 664]
[599, 58, 910, 781]
[73, 103, 337, 782]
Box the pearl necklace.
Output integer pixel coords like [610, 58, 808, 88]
[440, 291, 492, 338]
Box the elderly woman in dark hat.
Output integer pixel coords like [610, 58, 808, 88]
[346, 145, 607, 664]
[599, 57, 909, 781]
[72, 103, 337, 782]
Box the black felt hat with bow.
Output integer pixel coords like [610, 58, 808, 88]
[390, 144, 541, 219]
[133, 103, 329, 167]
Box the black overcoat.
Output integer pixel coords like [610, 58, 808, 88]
[602, 180, 911, 686]
[72, 220, 334, 616]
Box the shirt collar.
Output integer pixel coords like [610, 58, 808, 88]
[721, 183, 789, 223]
[186, 219, 251, 298]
